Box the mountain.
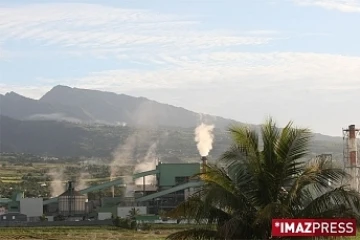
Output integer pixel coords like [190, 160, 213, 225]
[0, 91, 92, 123]
[0, 115, 344, 160]
[0, 85, 345, 160]
[0, 85, 240, 129]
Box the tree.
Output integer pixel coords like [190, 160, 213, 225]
[167, 117, 360, 240]
[127, 207, 140, 219]
[39, 214, 47, 222]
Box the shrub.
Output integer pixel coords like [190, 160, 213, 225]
[113, 217, 137, 230]
[140, 223, 152, 231]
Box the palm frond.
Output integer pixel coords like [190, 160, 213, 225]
[252, 202, 292, 239]
[166, 228, 218, 240]
[166, 195, 207, 220]
[218, 215, 256, 239]
[226, 125, 260, 165]
[286, 156, 350, 209]
[261, 117, 280, 168]
[298, 187, 360, 219]
[276, 122, 312, 163]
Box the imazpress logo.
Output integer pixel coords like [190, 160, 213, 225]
[272, 219, 356, 237]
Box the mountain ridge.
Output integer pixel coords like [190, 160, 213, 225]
[0, 85, 344, 160]
[0, 115, 343, 160]
[1, 85, 240, 129]
[0, 85, 343, 140]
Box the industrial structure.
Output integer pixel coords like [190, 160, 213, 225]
[343, 124, 360, 192]
[58, 182, 87, 216]
[1, 122, 360, 225]
[0, 160, 205, 223]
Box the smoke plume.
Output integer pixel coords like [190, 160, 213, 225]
[109, 102, 165, 196]
[123, 175, 135, 197]
[110, 133, 138, 179]
[195, 123, 215, 157]
[75, 172, 90, 191]
[48, 168, 65, 197]
[134, 141, 158, 185]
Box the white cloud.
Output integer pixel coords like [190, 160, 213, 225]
[293, 0, 360, 12]
[0, 2, 273, 55]
[19, 51, 359, 96]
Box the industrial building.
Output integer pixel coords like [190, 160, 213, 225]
[0, 160, 205, 223]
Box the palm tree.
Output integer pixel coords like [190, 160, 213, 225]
[167, 117, 360, 240]
[127, 207, 140, 219]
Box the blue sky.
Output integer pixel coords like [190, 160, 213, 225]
[1, 0, 360, 136]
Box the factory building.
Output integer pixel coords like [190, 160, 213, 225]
[58, 182, 87, 216]
[1, 161, 204, 223]
[20, 198, 43, 221]
[43, 161, 204, 220]
[133, 162, 202, 214]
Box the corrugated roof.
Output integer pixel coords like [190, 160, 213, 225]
[59, 189, 84, 197]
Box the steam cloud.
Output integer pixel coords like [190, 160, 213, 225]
[110, 133, 140, 179]
[134, 141, 158, 185]
[109, 102, 166, 197]
[27, 113, 81, 123]
[48, 168, 65, 197]
[195, 123, 215, 157]
[75, 172, 90, 191]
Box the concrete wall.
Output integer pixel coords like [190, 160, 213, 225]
[98, 212, 112, 220]
[20, 198, 43, 218]
[117, 206, 147, 218]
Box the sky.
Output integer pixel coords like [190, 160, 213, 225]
[0, 0, 359, 136]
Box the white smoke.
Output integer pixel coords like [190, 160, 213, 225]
[123, 175, 135, 197]
[75, 172, 90, 191]
[195, 123, 215, 157]
[110, 133, 138, 179]
[134, 142, 158, 185]
[109, 102, 165, 196]
[48, 168, 65, 197]
[26, 113, 81, 123]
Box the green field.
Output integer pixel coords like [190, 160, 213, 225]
[0, 226, 181, 240]
[0, 226, 360, 240]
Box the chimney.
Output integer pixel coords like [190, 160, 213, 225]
[349, 125, 357, 167]
[201, 156, 207, 173]
[67, 181, 74, 191]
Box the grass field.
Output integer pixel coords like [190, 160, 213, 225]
[1, 226, 360, 240]
[0, 226, 176, 240]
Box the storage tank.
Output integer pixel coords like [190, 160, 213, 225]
[58, 181, 86, 216]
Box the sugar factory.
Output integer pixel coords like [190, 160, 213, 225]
[0, 124, 359, 225]
[0, 159, 206, 224]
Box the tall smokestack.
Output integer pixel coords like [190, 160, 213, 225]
[344, 124, 359, 192]
[201, 156, 207, 173]
[349, 125, 357, 167]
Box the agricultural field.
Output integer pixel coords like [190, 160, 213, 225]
[0, 225, 189, 240]
[0, 226, 360, 240]
[0, 154, 134, 199]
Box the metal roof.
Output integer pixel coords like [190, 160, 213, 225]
[58, 189, 84, 197]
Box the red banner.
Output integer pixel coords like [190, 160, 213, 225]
[271, 219, 356, 237]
